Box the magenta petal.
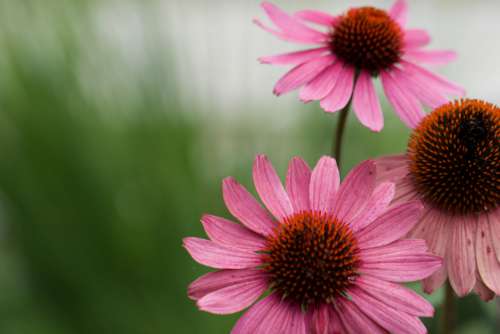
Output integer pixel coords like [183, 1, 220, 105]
[360, 254, 442, 282]
[286, 157, 312, 212]
[476, 215, 500, 295]
[309, 156, 340, 213]
[401, 61, 465, 96]
[300, 61, 342, 102]
[222, 177, 276, 236]
[352, 71, 383, 132]
[389, 0, 408, 27]
[361, 239, 428, 262]
[357, 201, 423, 249]
[183, 237, 260, 269]
[447, 216, 476, 296]
[335, 298, 385, 334]
[294, 10, 339, 27]
[253, 155, 293, 221]
[320, 64, 355, 113]
[307, 305, 341, 334]
[404, 49, 457, 65]
[403, 29, 431, 49]
[350, 182, 395, 232]
[201, 215, 266, 251]
[259, 47, 330, 65]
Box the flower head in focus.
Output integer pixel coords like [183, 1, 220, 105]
[184, 155, 442, 333]
[375, 99, 500, 300]
[255, 0, 464, 131]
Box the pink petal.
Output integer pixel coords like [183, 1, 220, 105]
[490, 210, 500, 263]
[254, 18, 312, 44]
[374, 154, 409, 184]
[333, 160, 376, 223]
[294, 10, 339, 27]
[309, 156, 340, 213]
[389, 0, 408, 27]
[381, 70, 425, 129]
[197, 273, 268, 314]
[357, 201, 423, 249]
[404, 49, 457, 65]
[259, 47, 330, 65]
[253, 154, 293, 221]
[447, 216, 476, 296]
[286, 157, 312, 212]
[335, 298, 386, 334]
[476, 215, 500, 295]
[201, 215, 266, 251]
[300, 61, 342, 102]
[188, 269, 264, 301]
[352, 71, 383, 132]
[403, 29, 431, 49]
[349, 288, 427, 334]
[273, 55, 335, 95]
[183, 237, 261, 269]
[361, 239, 429, 262]
[320, 64, 355, 113]
[222, 177, 277, 236]
[307, 305, 341, 334]
[473, 271, 495, 302]
[350, 182, 396, 232]
[356, 275, 434, 317]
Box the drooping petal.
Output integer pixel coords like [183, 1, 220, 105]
[404, 49, 457, 65]
[259, 47, 330, 65]
[473, 271, 495, 302]
[352, 71, 384, 132]
[183, 237, 261, 269]
[253, 18, 318, 44]
[294, 10, 339, 27]
[403, 29, 431, 49]
[222, 177, 277, 236]
[400, 61, 465, 96]
[488, 209, 500, 263]
[253, 155, 293, 221]
[335, 298, 386, 334]
[300, 61, 342, 102]
[309, 156, 340, 213]
[350, 182, 395, 232]
[476, 215, 500, 295]
[320, 64, 355, 113]
[389, 0, 408, 27]
[286, 157, 312, 212]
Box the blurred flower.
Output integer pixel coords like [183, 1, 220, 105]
[255, 0, 464, 131]
[375, 99, 500, 300]
[184, 154, 441, 333]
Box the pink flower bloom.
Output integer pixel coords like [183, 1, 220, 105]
[374, 99, 500, 301]
[185, 155, 442, 333]
[255, 0, 464, 131]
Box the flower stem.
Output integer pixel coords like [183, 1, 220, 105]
[441, 282, 455, 334]
[331, 99, 352, 166]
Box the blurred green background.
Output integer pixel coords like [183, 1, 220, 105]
[0, 0, 498, 333]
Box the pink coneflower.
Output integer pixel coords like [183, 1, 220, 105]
[185, 155, 442, 333]
[255, 0, 464, 131]
[375, 99, 500, 300]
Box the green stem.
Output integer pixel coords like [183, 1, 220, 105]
[441, 282, 455, 334]
[331, 99, 352, 167]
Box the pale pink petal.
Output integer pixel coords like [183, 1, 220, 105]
[391, 175, 419, 205]
[488, 209, 500, 263]
[253, 155, 293, 221]
[404, 49, 457, 65]
[447, 216, 476, 296]
[349, 288, 427, 334]
[350, 182, 395, 232]
[222, 177, 277, 236]
[307, 305, 341, 334]
[201, 215, 266, 251]
[389, 0, 408, 27]
[357, 201, 423, 249]
[333, 160, 376, 223]
[183, 237, 261, 269]
[259, 47, 330, 65]
[352, 71, 384, 131]
[403, 29, 431, 49]
[197, 273, 268, 314]
[286, 157, 312, 212]
[335, 298, 385, 334]
[309, 156, 340, 213]
[300, 61, 342, 102]
[294, 10, 339, 27]
[374, 154, 409, 184]
[381, 70, 425, 129]
[188, 269, 265, 301]
[473, 271, 495, 302]
[361, 239, 428, 262]
[320, 64, 355, 113]
[476, 215, 500, 295]
[274, 55, 335, 95]
[356, 275, 434, 316]
[254, 18, 314, 44]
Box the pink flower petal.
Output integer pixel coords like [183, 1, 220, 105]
[488, 209, 500, 263]
[447, 216, 476, 296]
[404, 49, 457, 65]
[357, 201, 423, 249]
[274, 55, 335, 96]
[389, 0, 408, 27]
[333, 160, 376, 223]
[294, 10, 339, 27]
[222, 177, 277, 236]
[374, 154, 409, 184]
[307, 305, 341, 334]
[188, 269, 264, 301]
[350, 182, 395, 232]
[253, 155, 293, 221]
[381, 70, 425, 129]
[183, 237, 261, 269]
[349, 288, 427, 334]
[320, 64, 355, 113]
[259, 47, 330, 65]
[476, 215, 500, 295]
[286, 157, 312, 212]
[473, 271, 495, 302]
[361, 239, 429, 262]
[254, 18, 314, 44]
[309, 156, 340, 213]
[352, 71, 384, 132]
[335, 298, 386, 334]
[356, 275, 434, 317]
[201, 215, 266, 251]
[300, 61, 342, 102]
[403, 29, 431, 49]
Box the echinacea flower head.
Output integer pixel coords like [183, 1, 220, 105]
[255, 0, 464, 131]
[184, 155, 442, 333]
[375, 98, 500, 300]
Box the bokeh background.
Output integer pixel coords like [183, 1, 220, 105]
[0, 0, 499, 333]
